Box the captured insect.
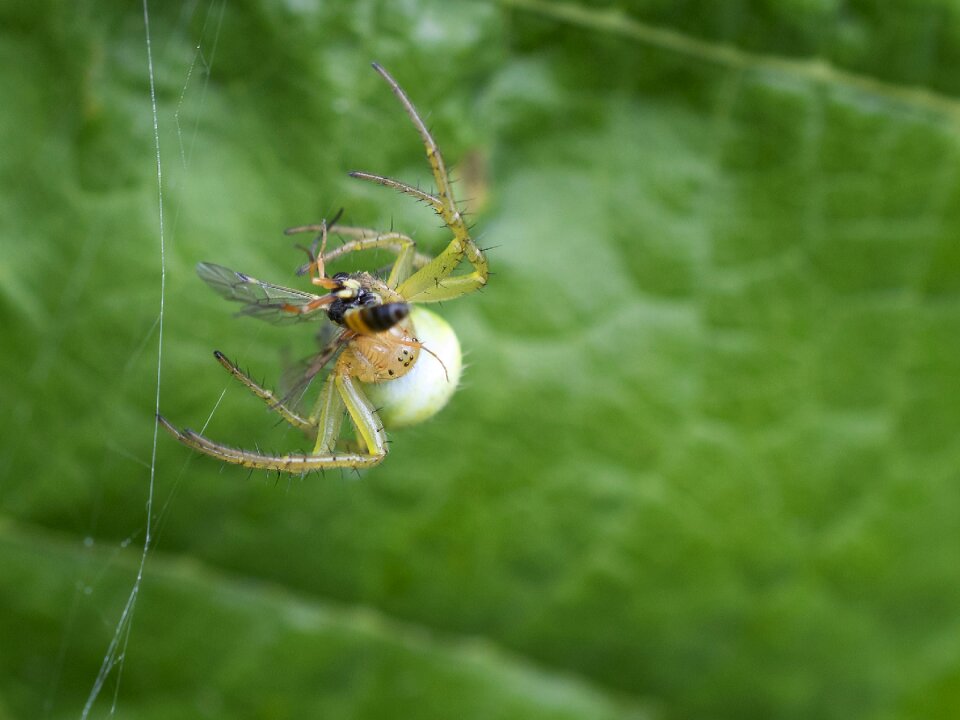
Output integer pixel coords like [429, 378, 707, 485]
[158, 63, 489, 473]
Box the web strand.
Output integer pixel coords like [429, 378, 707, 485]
[81, 0, 165, 715]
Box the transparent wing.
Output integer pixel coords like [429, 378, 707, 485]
[196, 262, 333, 324]
[279, 329, 351, 410]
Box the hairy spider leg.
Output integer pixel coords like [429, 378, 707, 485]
[212, 345, 358, 435]
[348, 63, 489, 303]
[335, 372, 387, 458]
[164, 341, 383, 461]
[310, 371, 344, 453]
[213, 350, 312, 432]
[157, 364, 388, 471]
[285, 225, 431, 289]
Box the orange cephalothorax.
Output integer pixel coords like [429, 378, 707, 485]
[338, 316, 420, 383]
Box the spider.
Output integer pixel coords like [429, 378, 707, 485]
[158, 63, 489, 473]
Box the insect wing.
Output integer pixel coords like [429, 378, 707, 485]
[279, 330, 351, 409]
[196, 262, 331, 324]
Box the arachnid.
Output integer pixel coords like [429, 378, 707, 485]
[158, 63, 489, 473]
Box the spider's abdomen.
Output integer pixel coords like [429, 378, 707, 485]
[362, 307, 463, 428]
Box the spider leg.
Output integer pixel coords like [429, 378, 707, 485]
[214, 350, 313, 432]
[336, 371, 388, 458]
[347, 172, 443, 211]
[308, 372, 344, 453]
[370, 63, 458, 221]
[351, 63, 489, 303]
[399, 257, 488, 303]
[157, 415, 383, 471]
[157, 366, 388, 472]
[326, 227, 431, 288]
[286, 225, 432, 289]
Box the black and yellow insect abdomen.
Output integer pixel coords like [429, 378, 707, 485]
[343, 302, 410, 334]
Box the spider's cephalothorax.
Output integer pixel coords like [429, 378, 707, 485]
[159, 63, 489, 473]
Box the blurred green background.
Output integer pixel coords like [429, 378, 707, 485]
[2, 0, 960, 718]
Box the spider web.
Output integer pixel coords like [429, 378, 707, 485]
[62, 5, 456, 714]
[76, 1, 229, 715]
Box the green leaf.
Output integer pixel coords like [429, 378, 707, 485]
[2, 1, 959, 718]
[0, 519, 635, 719]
